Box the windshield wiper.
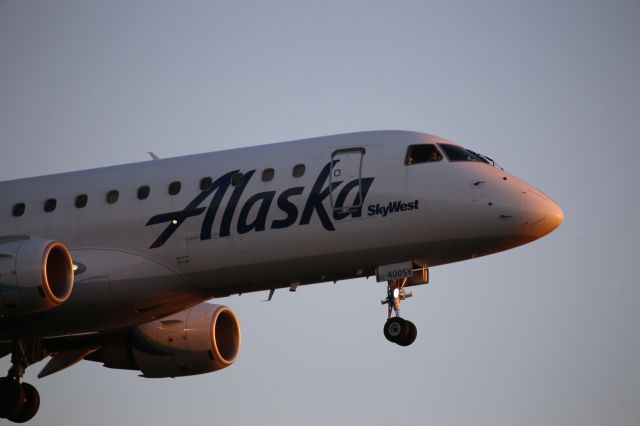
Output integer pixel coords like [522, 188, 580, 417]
[467, 149, 503, 170]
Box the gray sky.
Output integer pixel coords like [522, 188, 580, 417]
[1, 1, 639, 425]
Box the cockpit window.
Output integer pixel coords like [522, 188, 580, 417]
[405, 144, 443, 165]
[438, 143, 489, 164]
[438, 144, 502, 169]
[438, 144, 486, 162]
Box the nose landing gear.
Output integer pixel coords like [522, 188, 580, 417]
[381, 279, 418, 346]
[0, 341, 44, 423]
[383, 316, 417, 346]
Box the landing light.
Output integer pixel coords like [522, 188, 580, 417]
[72, 264, 78, 271]
[393, 288, 400, 299]
[171, 220, 178, 225]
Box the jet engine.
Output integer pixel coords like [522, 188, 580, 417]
[92, 303, 241, 378]
[0, 238, 74, 316]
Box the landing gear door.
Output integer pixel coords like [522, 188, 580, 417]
[330, 147, 365, 212]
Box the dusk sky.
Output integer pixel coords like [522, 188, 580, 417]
[1, 1, 639, 425]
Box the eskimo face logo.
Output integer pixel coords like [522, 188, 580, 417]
[146, 161, 375, 248]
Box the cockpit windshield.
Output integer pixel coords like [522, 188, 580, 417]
[438, 144, 502, 169]
[405, 144, 443, 165]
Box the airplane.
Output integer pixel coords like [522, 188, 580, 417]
[0, 130, 563, 422]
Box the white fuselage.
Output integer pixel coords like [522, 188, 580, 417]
[0, 131, 562, 338]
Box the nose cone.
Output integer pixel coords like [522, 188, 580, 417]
[523, 190, 564, 239]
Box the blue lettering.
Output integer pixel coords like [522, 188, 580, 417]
[237, 191, 276, 234]
[220, 171, 256, 237]
[299, 162, 340, 231]
[146, 161, 377, 248]
[271, 187, 304, 229]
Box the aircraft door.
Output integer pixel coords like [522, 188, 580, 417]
[330, 147, 365, 213]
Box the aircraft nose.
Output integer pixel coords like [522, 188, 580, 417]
[523, 189, 563, 238]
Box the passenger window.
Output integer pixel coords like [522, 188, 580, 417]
[231, 172, 244, 187]
[200, 177, 212, 190]
[292, 164, 305, 178]
[406, 144, 443, 165]
[44, 198, 57, 212]
[168, 181, 181, 195]
[137, 186, 150, 200]
[75, 194, 88, 208]
[262, 168, 275, 182]
[12, 203, 25, 217]
[106, 190, 119, 204]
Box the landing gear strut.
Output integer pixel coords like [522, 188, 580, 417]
[0, 340, 44, 423]
[381, 278, 418, 346]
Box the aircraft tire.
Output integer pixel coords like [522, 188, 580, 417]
[0, 378, 25, 419]
[397, 321, 417, 346]
[7, 382, 40, 423]
[383, 317, 409, 343]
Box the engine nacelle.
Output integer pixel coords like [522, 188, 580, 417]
[95, 304, 241, 378]
[0, 237, 75, 316]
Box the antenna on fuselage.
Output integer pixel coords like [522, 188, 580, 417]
[146, 152, 160, 160]
[262, 288, 276, 302]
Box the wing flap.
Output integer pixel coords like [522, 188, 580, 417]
[38, 347, 99, 379]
